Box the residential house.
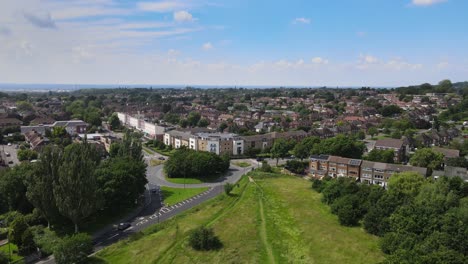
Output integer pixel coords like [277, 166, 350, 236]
[374, 138, 407, 163]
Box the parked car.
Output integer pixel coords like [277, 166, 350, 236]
[5, 152, 10, 157]
[117, 222, 131, 231]
[7, 143, 11, 146]
[158, 157, 165, 160]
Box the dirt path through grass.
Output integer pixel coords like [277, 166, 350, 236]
[259, 195, 276, 264]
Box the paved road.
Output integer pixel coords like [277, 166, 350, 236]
[36, 154, 252, 264]
[147, 163, 251, 188]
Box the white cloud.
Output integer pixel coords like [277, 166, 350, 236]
[437, 61, 449, 69]
[359, 54, 379, 64]
[174, 10, 194, 22]
[292, 17, 311, 24]
[311, 57, 329, 64]
[411, 0, 447, 6]
[202, 42, 213, 50]
[168, 49, 180, 56]
[137, 1, 186, 12]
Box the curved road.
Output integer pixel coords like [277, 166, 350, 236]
[36, 154, 253, 264]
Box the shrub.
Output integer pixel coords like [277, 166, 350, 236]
[224, 183, 234, 195]
[285, 160, 308, 174]
[8, 215, 28, 248]
[54, 233, 92, 264]
[19, 228, 36, 255]
[0, 252, 8, 264]
[259, 161, 272, 173]
[189, 227, 222, 251]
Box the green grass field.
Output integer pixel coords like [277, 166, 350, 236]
[161, 187, 209, 206]
[96, 172, 384, 264]
[165, 175, 220, 184]
[234, 161, 251, 167]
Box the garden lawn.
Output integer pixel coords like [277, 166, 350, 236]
[234, 161, 251, 168]
[165, 175, 220, 184]
[161, 187, 209, 206]
[96, 173, 384, 264]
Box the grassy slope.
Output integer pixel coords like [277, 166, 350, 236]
[96, 173, 384, 264]
[161, 187, 209, 206]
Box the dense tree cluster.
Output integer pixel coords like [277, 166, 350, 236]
[363, 149, 395, 164]
[164, 148, 230, 179]
[0, 132, 146, 237]
[313, 172, 468, 263]
[310, 135, 366, 159]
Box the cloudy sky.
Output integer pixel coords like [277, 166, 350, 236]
[0, 0, 467, 86]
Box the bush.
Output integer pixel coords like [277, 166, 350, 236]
[189, 227, 222, 251]
[285, 160, 308, 174]
[54, 233, 92, 264]
[259, 161, 272, 173]
[8, 215, 28, 248]
[311, 179, 323, 192]
[224, 183, 234, 195]
[32, 227, 61, 255]
[19, 228, 36, 255]
[164, 148, 229, 179]
[331, 194, 364, 226]
[0, 252, 8, 264]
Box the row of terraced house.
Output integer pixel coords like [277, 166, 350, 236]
[309, 155, 427, 188]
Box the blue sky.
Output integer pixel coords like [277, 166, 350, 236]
[0, 0, 467, 86]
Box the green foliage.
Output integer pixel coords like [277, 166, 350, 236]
[0, 252, 7, 264]
[316, 170, 468, 263]
[17, 149, 38, 161]
[271, 138, 294, 165]
[19, 227, 36, 255]
[187, 112, 201, 127]
[380, 105, 403, 117]
[285, 160, 308, 174]
[26, 146, 62, 227]
[445, 157, 468, 168]
[259, 161, 272, 173]
[0, 164, 34, 213]
[96, 156, 147, 209]
[368, 127, 378, 138]
[164, 148, 229, 179]
[8, 215, 28, 248]
[363, 149, 395, 163]
[31, 227, 61, 255]
[54, 143, 102, 232]
[54, 233, 93, 264]
[197, 118, 210, 128]
[311, 135, 365, 159]
[189, 227, 222, 251]
[108, 113, 121, 129]
[409, 148, 444, 173]
[224, 183, 234, 195]
[331, 194, 364, 226]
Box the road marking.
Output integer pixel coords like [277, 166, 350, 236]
[107, 234, 119, 240]
[124, 227, 134, 232]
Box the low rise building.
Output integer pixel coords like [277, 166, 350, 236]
[21, 120, 88, 135]
[117, 112, 168, 139]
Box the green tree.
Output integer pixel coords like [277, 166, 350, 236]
[292, 143, 309, 161]
[54, 143, 102, 233]
[331, 194, 364, 226]
[271, 138, 291, 165]
[189, 227, 222, 251]
[410, 148, 444, 174]
[96, 156, 147, 209]
[224, 183, 234, 195]
[8, 215, 28, 248]
[197, 118, 210, 128]
[187, 112, 201, 127]
[108, 113, 121, 129]
[26, 146, 63, 227]
[0, 164, 34, 213]
[364, 149, 395, 163]
[311, 135, 365, 159]
[17, 149, 38, 161]
[380, 105, 403, 117]
[54, 233, 93, 264]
